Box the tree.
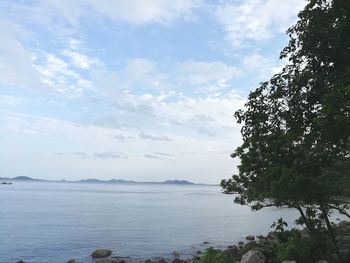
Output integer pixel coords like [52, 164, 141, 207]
[221, 0, 350, 261]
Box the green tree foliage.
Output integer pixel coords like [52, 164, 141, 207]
[222, 0, 349, 261]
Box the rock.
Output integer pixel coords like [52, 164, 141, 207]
[196, 250, 202, 254]
[17, 261, 26, 263]
[281, 261, 296, 263]
[226, 245, 238, 255]
[316, 261, 328, 263]
[265, 232, 278, 245]
[144, 260, 153, 263]
[192, 255, 201, 261]
[66, 260, 76, 263]
[246, 235, 255, 241]
[91, 249, 112, 258]
[240, 250, 265, 263]
[111, 256, 129, 262]
[172, 250, 180, 258]
[172, 259, 183, 263]
[239, 241, 259, 256]
[203, 241, 210, 244]
[256, 235, 265, 240]
[267, 231, 278, 240]
[158, 259, 168, 263]
[238, 241, 245, 245]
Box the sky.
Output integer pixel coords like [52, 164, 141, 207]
[0, 0, 306, 184]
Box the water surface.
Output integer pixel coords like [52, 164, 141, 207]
[0, 181, 299, 263]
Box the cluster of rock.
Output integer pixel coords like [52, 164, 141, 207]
[15, 221, 350, 263]
[60, 236, 273, 263]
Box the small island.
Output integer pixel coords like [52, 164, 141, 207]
[0, 176, 197, 185]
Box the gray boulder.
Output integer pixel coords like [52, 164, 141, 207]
[172, 250, 180, 258]
[246, 235, 255, 241]
[240, 250, 265, 263]
[91, 249, 112, 258]
[226, 245, 238, 256]
[238, 241, 259, 257]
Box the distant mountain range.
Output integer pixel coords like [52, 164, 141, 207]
[0, 176, 196, 185]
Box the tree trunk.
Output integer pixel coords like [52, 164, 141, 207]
[321, 206, 343, 263]
[295, 204, 326, 260]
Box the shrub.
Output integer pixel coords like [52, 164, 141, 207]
[275, 230, 319, 263]
[199, 247, 236, 263]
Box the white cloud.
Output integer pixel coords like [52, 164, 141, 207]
[0, 18, 46, 89]
[216, 0, 305, 47]
[0, 0, 255, 183]
[0, 17, 97, 97]
[37, 0, 202, 25]
[0, 95, 27, 107]
[104, 58, 241, 95]
[62, 49, 97, 69]
[87, 0, 202, 24]
[121, 58, 167, 89]
[0, 107, 241, 183]
[242, 53, 283, 78]
[180, 60, 241, 86]
[158, 91, 244, 139]
[35, 53, 93, 96]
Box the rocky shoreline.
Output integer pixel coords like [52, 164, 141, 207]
[16, 221, 350, 263]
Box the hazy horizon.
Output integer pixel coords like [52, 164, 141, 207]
[0, 0, 306, 184]
[2, 175, 211, 184]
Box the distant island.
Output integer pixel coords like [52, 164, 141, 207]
[0, 176, 198, 185]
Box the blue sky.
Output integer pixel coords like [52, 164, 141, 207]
[0, 0, 306, 183]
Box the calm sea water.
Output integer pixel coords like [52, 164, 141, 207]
[0, 182, 299, 263]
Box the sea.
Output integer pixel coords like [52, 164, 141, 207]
[0, 181, 300, 263]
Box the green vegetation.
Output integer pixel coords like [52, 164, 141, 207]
[222, 0, 350, 262]
[268, 219, 326, 263]
[199, 247, 236, 263]
[274, 230, 318, 263]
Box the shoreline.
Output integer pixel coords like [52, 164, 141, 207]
[15, 221, 350, 263]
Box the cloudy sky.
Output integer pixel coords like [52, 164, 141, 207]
[0, 0, 306, 183]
